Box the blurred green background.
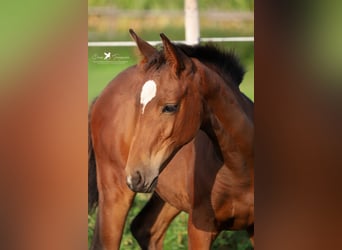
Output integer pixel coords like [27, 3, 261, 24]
[88, 1, 254, 249]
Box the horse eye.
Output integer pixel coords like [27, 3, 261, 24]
[162, 104, 179, 114]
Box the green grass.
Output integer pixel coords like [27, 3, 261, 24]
[88, 47, 137, 102]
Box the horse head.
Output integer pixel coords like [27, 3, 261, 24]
[125, 30, 206, 192]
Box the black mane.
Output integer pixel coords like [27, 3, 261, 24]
[144, 43, 245, 87]
[177, 43, 245, 86]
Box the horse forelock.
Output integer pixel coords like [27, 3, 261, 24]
[142, 43, 245, 87]
[143, 50, 166, 72]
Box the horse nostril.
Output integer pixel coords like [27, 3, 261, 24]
[134, 171, 142, 186]
[127, 171, 143, 190]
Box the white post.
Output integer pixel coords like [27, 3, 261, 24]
[185, 0, 200, 45]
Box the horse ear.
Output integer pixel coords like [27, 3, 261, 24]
[160, 33, 193, 76]
[129, 29, 157, 63]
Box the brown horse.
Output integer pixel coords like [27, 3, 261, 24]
[88, 32, 218, 249]
[125, 32, 254, 249]
[88, 30, 254, 249]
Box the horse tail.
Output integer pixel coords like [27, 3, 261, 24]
[88, 97, 98, 213]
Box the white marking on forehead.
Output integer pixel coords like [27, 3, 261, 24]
[140, 80, 157, 114]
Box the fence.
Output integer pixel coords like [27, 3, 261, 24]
[88, 4, 254, 47]
[88, 36, 254, 47]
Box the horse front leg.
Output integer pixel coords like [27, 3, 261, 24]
[90, 161, 135, 250]
[131, 192, 181, 250]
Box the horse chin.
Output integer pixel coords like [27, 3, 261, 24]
[128, 175, 159, 193]
[136, 176, 158, 193]
[144, 176, 159, 193]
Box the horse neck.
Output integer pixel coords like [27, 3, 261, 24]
[198, 63, 254, 176]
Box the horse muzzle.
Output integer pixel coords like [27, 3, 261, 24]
[126, 171, 158, 193]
